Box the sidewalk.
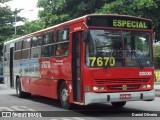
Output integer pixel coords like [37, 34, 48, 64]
[155, 81, 160, 97]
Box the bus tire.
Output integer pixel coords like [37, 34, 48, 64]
[16, 78, 31, 98]
[111, 101, 126, 107]
[59, 82, 72, 109]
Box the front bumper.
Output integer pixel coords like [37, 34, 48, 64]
[85, 90, 155, 105]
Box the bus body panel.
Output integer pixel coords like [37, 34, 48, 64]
[3, 14, 155, 108]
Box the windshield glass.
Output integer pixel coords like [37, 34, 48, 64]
[86, 30, 152, 68]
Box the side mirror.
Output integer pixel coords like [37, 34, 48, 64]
[82, 29, 90, 42]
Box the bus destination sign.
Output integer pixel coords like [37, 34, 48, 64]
[87, 16, 152, 29]
[112, 19, 148, 29]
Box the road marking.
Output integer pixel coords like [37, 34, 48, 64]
[11, 106, 36, 111]
[72, 117, 85, 120]
[60, 118, 72, 120]
[50, 118, 85, 120]
[0, 107, 14, 111]
[0, 106, 36, 111]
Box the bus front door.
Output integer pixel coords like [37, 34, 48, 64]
[72, 32, 82, 102]
[10, 47, 14, 87]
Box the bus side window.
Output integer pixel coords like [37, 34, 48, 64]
[56, 42, 69, 56]
[4, 45, 9, 61]
[43, 31, 54, 45]
[37, 36, 42, 46]
[14, 41, 22, 60]
[55, 27, 69, 56]
[57, 27, 69, 42]
[31, 36, 42, 58]
[42, 31, 55, 57]
[22, 38, 31, 59]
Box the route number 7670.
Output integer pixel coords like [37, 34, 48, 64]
[89, 57, 115, 67]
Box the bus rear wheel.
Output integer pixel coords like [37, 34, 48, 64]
[111, 101, 126, 107]
[59, 82, 72, 109]
[16, 78, 31, 98]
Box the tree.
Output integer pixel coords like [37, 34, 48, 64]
[22, 20, 44, 35]
[98, 0, 160, 41]
[37, 0, 160, 41]
[0, 0, 25, 55]
[154, 44, 160, 69]
[37, 0, 111, 27]
[0, 3, 25, 42]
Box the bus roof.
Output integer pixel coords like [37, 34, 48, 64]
[4, 14, 152, 45]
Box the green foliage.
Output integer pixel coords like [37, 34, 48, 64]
[0, 0, 26, 55]
[37, 0, 110, 27]
[5, 34, 21, 42]
[36, 0, 160, 69]
[22, 20, 44, 34]
[0, 2, 25, 43]
[154, 44, 160, 69]
[98, 0, 160, 40]
[37, 0, 160, 41]
[0, 5, 14, 44]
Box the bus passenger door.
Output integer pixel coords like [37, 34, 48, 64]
[10, 47, 14, 87]
[72, 32, 82, 102]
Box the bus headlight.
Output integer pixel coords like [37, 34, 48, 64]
[93, 86, 105, 91]
[142, 84, 152, 89]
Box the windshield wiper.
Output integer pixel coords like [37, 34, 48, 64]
[103, 64, 109, 69]
[137, 58, 144, 69]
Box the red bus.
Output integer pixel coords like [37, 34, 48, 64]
[3, 14, 155, 109]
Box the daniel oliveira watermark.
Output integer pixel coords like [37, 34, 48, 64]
[0, 111, 160, 117]
[132, 112, 158, 117]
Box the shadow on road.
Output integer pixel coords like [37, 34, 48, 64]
[10, 94, 152, 117]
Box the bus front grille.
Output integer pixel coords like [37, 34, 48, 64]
[94, 78, 149, 85]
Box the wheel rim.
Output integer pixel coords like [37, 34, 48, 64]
[61, 88, 69, 104]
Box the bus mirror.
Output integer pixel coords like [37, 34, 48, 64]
[82, 29, 90, 42]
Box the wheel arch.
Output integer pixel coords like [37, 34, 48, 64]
[57, 79, 65, 99]
[15, 75, 20, 87]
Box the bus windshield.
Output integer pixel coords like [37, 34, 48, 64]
[86, 30, 152, 68]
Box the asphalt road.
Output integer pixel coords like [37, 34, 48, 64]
[0, 83, 160, 120]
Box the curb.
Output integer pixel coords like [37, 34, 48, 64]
[155, 82, 160, 85]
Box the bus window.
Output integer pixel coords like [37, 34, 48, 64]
[56, 42, 69, 56]
[57, 27, 69, 42]
[3, 45, 9, 61]
[43, 31, 54, 45]
[14, 41, 22, 60]
[31, 47, 41, 58]
[86, 30, 122, 67]
[31, 35, 42, 47]
[41, 31, 55, 58]
[23, 38, 31, 49]
[31, 36, 42, 58]
[22, 39, 31, 59]
[124, 31, 152, 67]
[42, 45, 54, 57]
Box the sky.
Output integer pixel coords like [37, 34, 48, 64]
[5, 0, 39, 21]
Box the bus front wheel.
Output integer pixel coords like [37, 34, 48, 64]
[59, 82, 72, 109]
[111, 101, 126, 107]
[16, 78, 31, 98]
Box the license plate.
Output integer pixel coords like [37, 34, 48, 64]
[120, 94, 132, 99]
